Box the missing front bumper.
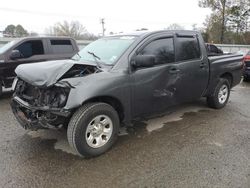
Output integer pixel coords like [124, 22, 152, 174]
[11, 96, 71, 130]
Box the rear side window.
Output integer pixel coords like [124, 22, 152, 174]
[140, 38, 175, 64]
[50, 39, 74, 54]
[15, 40, 44, 58]
[176, 37, 201, 61]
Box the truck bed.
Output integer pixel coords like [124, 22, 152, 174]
[205, 53, 243, 97]
[208, 54, 243, 63]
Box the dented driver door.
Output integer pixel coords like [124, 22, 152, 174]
[131, 36, 180, 117]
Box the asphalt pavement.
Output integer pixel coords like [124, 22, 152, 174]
[0, 82, 249, 188]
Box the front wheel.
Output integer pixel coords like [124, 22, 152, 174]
[67, 103, 120, 157]
[207, 78, 230, 109]
[0, 85, 2, 97]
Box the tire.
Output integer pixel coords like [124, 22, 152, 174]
[243, 76, 249, 82]
[67, 102, 120, 157]
[0, 85, 2, 97]
[207, 78, 230, 109]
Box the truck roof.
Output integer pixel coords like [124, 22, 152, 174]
[109, 30, 200, 38]
[17, 36, 75, 40]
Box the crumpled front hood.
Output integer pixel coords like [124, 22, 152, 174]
[15, 59, 98, 87]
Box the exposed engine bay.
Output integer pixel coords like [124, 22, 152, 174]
[61, 64, 101, 79]
[15, 80, 70, 108]
[11, 62, 102, 130]
[11, 82, 71, 130]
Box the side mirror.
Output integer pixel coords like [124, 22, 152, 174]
[10, 50, 22, 60]
[132, 55, 155, 68]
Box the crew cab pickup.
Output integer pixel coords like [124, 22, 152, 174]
[11, 30, 243, 157]
[0, 37, 78, 95]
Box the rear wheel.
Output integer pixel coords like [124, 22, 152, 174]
[243, 76, 249, 82]
[67, 103, 120, 157]
[207, 78, 230, 109]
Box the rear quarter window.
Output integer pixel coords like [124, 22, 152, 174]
[176, 36, 201, 61]
[50, 39, 74, 54]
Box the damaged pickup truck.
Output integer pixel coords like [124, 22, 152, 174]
[11, 30, 243, 157]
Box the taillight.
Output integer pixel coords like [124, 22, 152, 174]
[244, 55, 250, 62]
[243, 55, 250, 70]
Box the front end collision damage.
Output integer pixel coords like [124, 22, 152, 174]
[11, 60, 103, 130]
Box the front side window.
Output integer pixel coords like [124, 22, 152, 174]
[139, 38, 175, 64]
[176, 37, 201, 61]
[73, 36, 136, 65]
[15, 40, 44, 58]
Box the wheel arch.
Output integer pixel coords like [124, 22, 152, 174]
[82, 96, 125, 122]
[220, 72, 233, 87]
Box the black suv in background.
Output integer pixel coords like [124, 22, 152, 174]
[0, 37, 79, 95]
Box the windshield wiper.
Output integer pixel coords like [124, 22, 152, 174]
[71, 52, 82, 61]
[76, 52, 81, 58]
[87, 51, 102, 68]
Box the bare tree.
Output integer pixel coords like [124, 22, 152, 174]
[166, 23, 184, 30]
[199, 0, 234, 43]
[46, 21, 88, 40]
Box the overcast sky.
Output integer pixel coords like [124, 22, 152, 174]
[0, 0, 211, 35]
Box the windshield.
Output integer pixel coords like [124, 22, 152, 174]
[72, 36, 137, 65]
[0, 40, 18, 54]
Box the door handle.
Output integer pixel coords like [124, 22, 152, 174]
[169, 67, 180, 74]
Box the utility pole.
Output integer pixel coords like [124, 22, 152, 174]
[100, 18, 105, 37]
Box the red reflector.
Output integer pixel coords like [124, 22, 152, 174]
[244, 55, 250, 61]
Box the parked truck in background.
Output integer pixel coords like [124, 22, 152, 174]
[0, 37, 78, 95]
[11, 30, 243, 157]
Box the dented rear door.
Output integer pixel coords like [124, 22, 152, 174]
[173, 34, 209, 103]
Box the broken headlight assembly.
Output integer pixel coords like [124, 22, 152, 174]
[15, 79, 70, 109]
[12, 79, 71, 130]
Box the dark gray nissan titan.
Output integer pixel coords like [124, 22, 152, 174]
[11, 30, 243, 157]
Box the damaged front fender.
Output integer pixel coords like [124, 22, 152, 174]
[12, 59, 132, 130]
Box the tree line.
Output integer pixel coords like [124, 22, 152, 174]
[2, 1, 250, 45]
[2, 21, 98, 40]
[199, 0, 250, 44]
[3, 24, 28, 37]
